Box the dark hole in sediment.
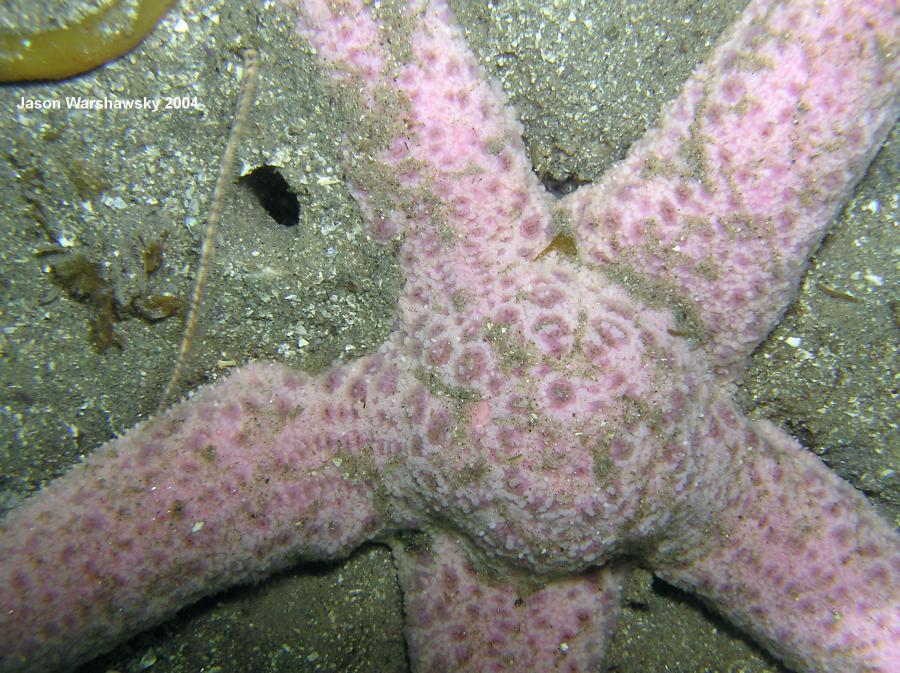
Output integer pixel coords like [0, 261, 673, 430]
[238, 164, 300, 226]
[537, 170, 590, 197]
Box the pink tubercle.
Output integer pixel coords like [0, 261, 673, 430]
[468, 399, 492, 430]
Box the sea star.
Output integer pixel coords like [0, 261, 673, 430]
[1, 0, 897, 672]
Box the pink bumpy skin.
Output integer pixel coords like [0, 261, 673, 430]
[1, 1, 897, 672]
[559, 0, 898, 377]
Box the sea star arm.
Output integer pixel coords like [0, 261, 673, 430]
[390, 531, 625, 673]
[292, 0, 554, 263]
[0, 359, 402, 673]
[558, 0, 898, 377]
[650, 400, 900, 673]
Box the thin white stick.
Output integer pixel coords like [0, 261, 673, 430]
[158, 48, 260, 411]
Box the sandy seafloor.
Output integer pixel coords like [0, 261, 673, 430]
[0, 0, 895, 672]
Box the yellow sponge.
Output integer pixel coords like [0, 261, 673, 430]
[0, 0, 177, 81]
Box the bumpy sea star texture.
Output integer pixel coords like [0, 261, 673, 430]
[1, 0, 897, 672]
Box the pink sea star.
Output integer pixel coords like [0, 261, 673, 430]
[1, 0, 897, 672]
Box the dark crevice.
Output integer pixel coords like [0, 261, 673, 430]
[537, 170, 590, 197]
[239, 164, 300, 226]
